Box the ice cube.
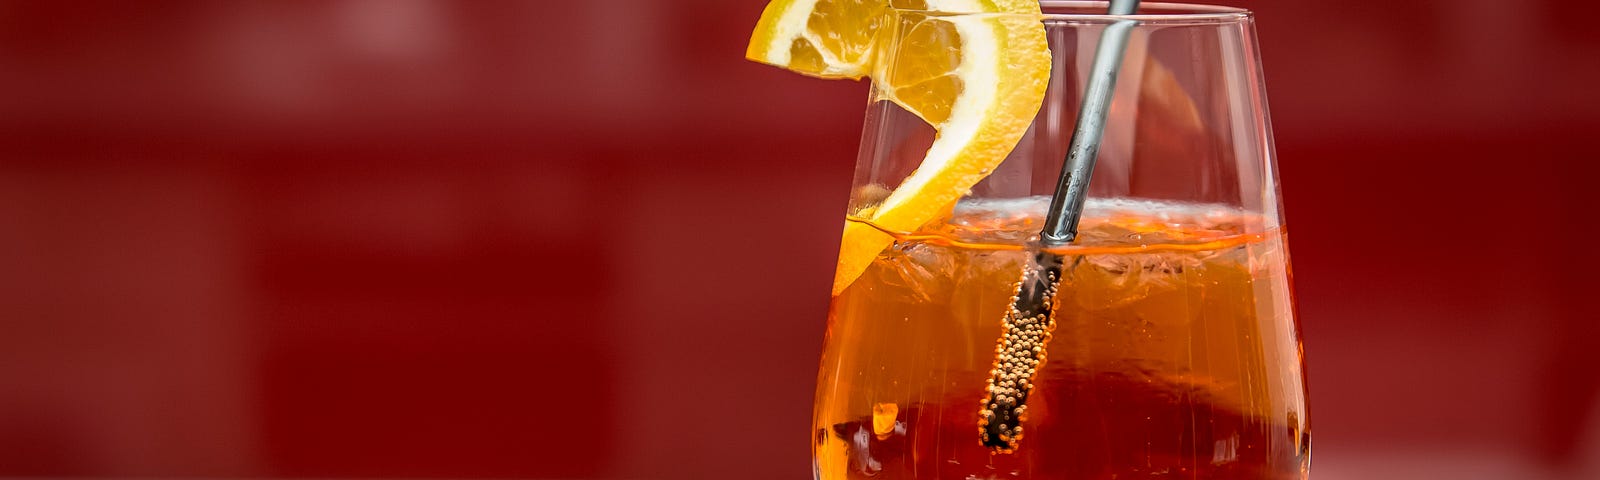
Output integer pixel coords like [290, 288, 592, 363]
[1067, 252, 1183, 309]
[875, 242, 959, 303]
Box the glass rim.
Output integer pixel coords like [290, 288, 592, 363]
[892, 1, 1252, 24]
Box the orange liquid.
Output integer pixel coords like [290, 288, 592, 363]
[814, 200, 1309, 480]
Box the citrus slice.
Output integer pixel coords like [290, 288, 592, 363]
[746, 0, 888, 79]
[747, 0, 1050, 296]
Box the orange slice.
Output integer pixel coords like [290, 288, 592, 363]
[747, 0, 1050, 295]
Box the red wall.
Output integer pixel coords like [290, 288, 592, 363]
[1, 1, 1597, 478]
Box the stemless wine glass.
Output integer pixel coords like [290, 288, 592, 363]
[814, 2, 1308, 479]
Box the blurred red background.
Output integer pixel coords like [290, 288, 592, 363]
[1, 0, 1598, 478]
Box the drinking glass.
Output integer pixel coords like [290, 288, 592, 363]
[814, 2, 1309, 479]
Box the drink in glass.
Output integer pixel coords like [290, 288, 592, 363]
[809, 3, 1309, 479]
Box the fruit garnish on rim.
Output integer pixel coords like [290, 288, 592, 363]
[746, 0, 1051, 295]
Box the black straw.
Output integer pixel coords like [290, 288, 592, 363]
[976, 0, 1141, 453]
[1040, 0, 1140, 246]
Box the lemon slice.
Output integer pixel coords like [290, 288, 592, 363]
[748, 0, 1050, 296]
